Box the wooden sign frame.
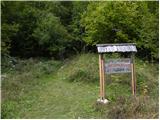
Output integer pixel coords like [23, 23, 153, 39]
[96, 43, 137, 104]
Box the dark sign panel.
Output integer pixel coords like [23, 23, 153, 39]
[105, 58, 131, 74]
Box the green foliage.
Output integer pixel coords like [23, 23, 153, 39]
[32, 12, 70, 56]
[58, 53, 99, 83]
[81, 2, 137, 44]
[67, 2, 89, 52]
[136, 59, 158, 97]
[1, 101, 19, 118]
[1, 1, 73, 58]
[1, 58, 62, 118]
[71, 1, 88, 33]
[1, 54, 158, 118]
[1, 23, 19, 55]
[81, 1, 158, 60]
[1, 1, 158, 60]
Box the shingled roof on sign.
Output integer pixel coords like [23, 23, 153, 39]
[96, 43, 137, 53]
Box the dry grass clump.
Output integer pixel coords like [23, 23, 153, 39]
[93, 95, 158, 119]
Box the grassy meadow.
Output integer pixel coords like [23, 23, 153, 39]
[1, 53, 159, 119]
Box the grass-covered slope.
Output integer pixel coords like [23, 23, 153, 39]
[1, 54, 159, 118]
[58, 53, 99, 83]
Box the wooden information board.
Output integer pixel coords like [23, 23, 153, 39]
[105, 58, 131, 74]
[96, 43, 137, 104]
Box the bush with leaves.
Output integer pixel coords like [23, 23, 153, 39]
[81, 1, 158, 60]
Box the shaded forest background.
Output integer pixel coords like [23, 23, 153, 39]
[1, 1, 159, 61]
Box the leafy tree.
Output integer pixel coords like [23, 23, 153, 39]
[80, 1, 158, 60]
[1, 1, 73, 58]
[32, 12, 71, 58]
[1, 2, 20, 55]
[1, 1, 158, 61]
[137, 2, 159, 60]
[67, 1, 89, 53]
[1, 23, 19, 55]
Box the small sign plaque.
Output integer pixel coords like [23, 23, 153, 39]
[105, 58, 131, 74]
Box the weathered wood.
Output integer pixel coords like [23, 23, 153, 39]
[101, 55, 105, 99]
[97, 46, 137, 53]
[99, 54, 103, 99]
[131, 53, 136, 95]
[97, 43, 137, 103]
[96, 43, 136, 47]
[131, 63, 135, 95]
[132, 53, 136, 95]
[105, 58, 131, 74]
[96, 43, 137, 53]
[99, 54, 106, 100]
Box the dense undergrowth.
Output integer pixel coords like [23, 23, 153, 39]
[1, 56, 62, 118]
[1, 53, 159, 118]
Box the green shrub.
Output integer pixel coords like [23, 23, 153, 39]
[58, 53, 99, 83]
[1, 101, 19, 118]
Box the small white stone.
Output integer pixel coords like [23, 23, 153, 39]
[97, 98, 101, 102]
[97, 98, 109, 104]
[103, 99, 109, 104]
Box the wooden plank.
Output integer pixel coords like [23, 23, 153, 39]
[132, 54, 136, 95]
[133, 63, 136, 95]
[96, 43, 136, 47]
[97, 45, 137, 53]
[131, 53, 136, 95]
[99, 54, 103, 99]
[101, 55, 105, 99]
[105, 58, 131, 74]
[131, 63, 135, 95]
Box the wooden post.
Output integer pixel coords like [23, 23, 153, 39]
[99, 54, 103, 99]
[131, 53, 136, 95]
[101, 54, 105, 99]
[99, 54, 105, 100]
[133, 54, 136, 95]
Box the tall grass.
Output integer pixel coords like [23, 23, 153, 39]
[58, 53, 99, 83]
[94, 95, 158, 119]
[1, 54, 159, 119]
[1, 57, 62, 118]
[57, 53, 158, 118]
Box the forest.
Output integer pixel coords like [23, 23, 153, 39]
[1, 1, 159, 119]
[1, 1, 159, 61]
